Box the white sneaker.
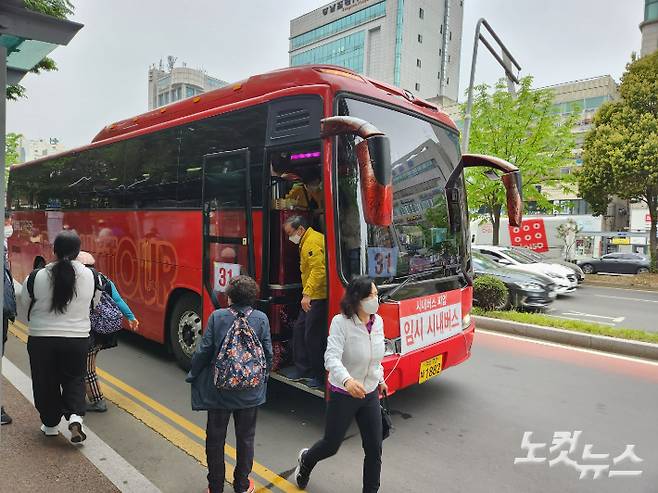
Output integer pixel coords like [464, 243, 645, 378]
[40, 424, 59, 436]
[68, 414, 86, 443]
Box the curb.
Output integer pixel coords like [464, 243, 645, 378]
[473, 315, 658, 361]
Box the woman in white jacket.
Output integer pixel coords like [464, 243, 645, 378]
[294, 276, 387, 493]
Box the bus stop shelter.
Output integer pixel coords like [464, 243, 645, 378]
[0, 0, 82, 354]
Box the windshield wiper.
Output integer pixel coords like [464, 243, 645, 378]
[379, 267, 446, 302]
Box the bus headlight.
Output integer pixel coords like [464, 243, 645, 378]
[462, 313, 472, 329]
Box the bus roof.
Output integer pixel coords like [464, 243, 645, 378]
[13, 65, 458, 169]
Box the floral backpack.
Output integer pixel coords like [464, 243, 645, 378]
[89, 273, 123, 335]
[214, 308, 267, 390]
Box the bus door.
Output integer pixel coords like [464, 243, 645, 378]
[201, 149, 255, 320]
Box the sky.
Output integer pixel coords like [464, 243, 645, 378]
[6, 0, 645, 149]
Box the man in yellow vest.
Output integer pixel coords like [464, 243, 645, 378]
[285, 176, 323, 210]
[282, 216, 327, 388]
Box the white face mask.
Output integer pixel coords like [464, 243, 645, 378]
[288, 228, 303, 244]
[361, 296, 379, 315]
[4, 225, 13, 239]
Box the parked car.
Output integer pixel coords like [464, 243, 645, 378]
[577, 253, 650, 275]
[510, 246, 584, 283]
[472, 252, 557, 310]
[472, 245, 577, 294]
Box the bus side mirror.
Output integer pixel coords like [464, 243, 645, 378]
[321, 116, 393, 227]
[501, 170, 522, 228]
[355, 135, 392, 226]
[458, 154, 523, 228]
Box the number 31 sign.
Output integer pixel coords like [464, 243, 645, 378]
[214, 262, 240, 292]
[367, 247, 399, 278]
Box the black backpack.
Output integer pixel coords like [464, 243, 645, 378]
[26, 266, 105, 321]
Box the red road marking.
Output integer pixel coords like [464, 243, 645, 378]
[474, 330, 658, 383]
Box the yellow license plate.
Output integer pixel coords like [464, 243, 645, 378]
[418, 355, 443, 384]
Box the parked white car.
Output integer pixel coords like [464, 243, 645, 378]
[472, 245, 578, 294]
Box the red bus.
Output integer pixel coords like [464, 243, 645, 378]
[7, 65, 521, 395]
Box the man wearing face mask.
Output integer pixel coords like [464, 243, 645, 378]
[2, 213, 17, 425]
[281, 215, 327, 388]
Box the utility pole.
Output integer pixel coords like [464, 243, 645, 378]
[461, 18, 521, 154]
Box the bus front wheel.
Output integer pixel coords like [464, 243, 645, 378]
[169, 293, 202, 371]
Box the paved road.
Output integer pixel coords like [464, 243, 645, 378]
[546, 284, 658, 332]
[6, 321, 657, 492]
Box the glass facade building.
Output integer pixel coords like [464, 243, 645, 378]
[290, 1, 386, 50]
[289, 1, 464, 101]
[291, 31, 366, 73]
[394, 0, 404, 86]
[646, 0, 658, 21]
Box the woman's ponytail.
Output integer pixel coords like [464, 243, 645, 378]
[50, 231, 81, 314]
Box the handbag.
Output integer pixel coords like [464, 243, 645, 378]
[380, 390, 393, 440]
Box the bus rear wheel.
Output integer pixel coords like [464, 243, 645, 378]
[169, 293, 202, 371]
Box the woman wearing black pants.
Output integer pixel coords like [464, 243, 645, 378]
[187, 275, 273, 493]
[294, 276, 388, 493]
[20, 231, 99, 443]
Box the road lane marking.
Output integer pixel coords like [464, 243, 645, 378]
[9, 322, 297, 493]
[560, 311, 625, 323]
[476, 328, 658, 367]
[594, 294, 658, 304]
[2, 357, 162, 493]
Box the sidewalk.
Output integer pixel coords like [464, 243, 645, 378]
[0, 375, 119, 492]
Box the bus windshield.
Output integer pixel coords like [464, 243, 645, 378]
[336, 97, 466, 285]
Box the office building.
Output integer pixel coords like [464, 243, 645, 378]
[289, 0, 464, 102]
[540, 76, 623, 228]
[641, 0, 658, 56]
[17, 136, 66, 163]
[148, 56, 228, 110]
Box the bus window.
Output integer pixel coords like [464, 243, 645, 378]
[82, 144, 125, 209]
[336, 97, 465, 285]
[124, 130, 179, 209]
[179, 106, 268, 208]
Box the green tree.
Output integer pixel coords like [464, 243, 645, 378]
[4, 133, 22, 184]
[6, 0, 74, 100]
[578, 52, 658, 270]
[463, 76, 577, 244]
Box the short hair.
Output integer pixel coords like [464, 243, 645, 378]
[225, 275, 259, 307]
[283, 215, 308, 230]
[301, 167, 322, 184]
[340, 276, 375, 318]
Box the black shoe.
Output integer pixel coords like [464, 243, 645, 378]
[280, 367, 308, 382]
[1, 407, 12, 425]
[294, 448, 311, 489]
[307, 377, 324, 389]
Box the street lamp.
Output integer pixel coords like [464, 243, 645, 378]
[0, 0, 82, 357]
[461, 18, 521, 154]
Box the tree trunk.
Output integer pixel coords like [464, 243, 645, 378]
[649, 195, 657, 272]
[492, 205, 502, 246]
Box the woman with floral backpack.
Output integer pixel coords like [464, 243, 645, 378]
[76, 251, 139, 413]
[187, 275, 273, 493]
